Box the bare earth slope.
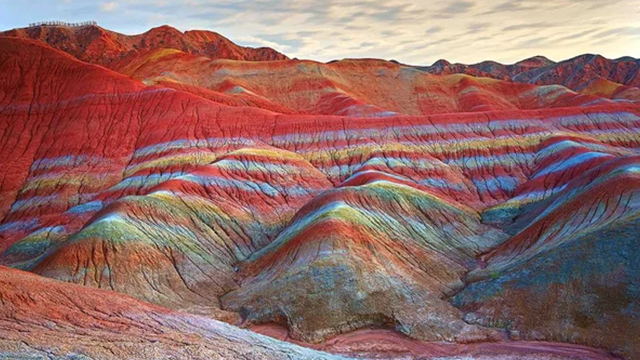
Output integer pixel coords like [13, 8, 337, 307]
[0, 28, 640, 359]
[0, 265, 347, 360]
[0, 265, 620, 360]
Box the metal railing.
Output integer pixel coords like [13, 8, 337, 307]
[28, 21, 97, 28]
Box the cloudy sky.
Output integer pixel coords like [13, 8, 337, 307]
[1, 0, 640, 65]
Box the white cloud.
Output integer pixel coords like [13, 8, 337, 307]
[236, 35, 292, 52]
[2, 0, 640, 64]
[101, 1, 118, 12]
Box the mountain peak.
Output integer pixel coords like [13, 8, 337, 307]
[0, 24, 288, 66]
[432, 58, 451, 67]
[515, 55, 555, 66]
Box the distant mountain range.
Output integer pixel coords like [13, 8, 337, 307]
[418, 53, 640, 100]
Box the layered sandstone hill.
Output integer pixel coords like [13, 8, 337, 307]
[109, 49, 621, 116]
[0, 26, 639, 360]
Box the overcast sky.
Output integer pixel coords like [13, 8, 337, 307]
[1, 0, 640, 65]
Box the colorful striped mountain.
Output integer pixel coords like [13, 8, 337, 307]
[0, 25, 639, 360]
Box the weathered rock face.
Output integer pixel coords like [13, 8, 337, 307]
[223, 182, 507, 343]
[0, 266, 620, 360]
[1, 26, 640, 360]
[0, 266, 347, 360]
[454, 217, 640, 360]
[454, 155, 640, 360]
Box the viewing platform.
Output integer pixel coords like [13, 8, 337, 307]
[28, 21, 97, 28]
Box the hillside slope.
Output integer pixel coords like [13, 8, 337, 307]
[0, 30, 640, 359]
[0, 266, 347, 360]
[112, 49, 623, 116]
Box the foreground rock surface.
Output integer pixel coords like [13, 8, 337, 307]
[0, 266, 346, 360]
[0, 266, 621, 360]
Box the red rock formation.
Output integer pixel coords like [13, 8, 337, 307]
[0, 265, 620, 359]
[111, 49, 623, 116]
[1, 28, 640, 360]
[0, 24, 288, 66]
[223, 181, 507, 343]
